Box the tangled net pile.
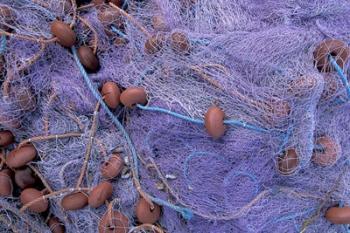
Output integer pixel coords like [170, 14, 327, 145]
[0, 0, 350, 232]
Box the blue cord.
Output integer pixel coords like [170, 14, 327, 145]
[72, 46, 139, 176]
[72, 46, 193, 220]
[150, 197, 193, 220]
[136, 104, 268, 133]
[136, 104, 204, 124]
[111, 25, 128, 39]
[329, 55, 350, 99]
[224, 119, 268, 133]
[0, 35, 6, 55]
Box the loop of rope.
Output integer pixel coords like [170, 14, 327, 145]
[328, 55, 350, 99]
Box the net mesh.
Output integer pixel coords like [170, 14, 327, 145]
[0, 0, 350, 232]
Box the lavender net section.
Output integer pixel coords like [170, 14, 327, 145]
[0, 0, 350, 232]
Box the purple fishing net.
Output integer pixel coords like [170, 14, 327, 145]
[0, 0, 350, 232]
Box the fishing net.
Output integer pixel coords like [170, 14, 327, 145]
[0, 0, 350, 232]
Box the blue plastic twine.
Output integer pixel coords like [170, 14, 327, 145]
[0, 35, 6, 55]
[111, 25, 128, 39]
[71, 46, 139, 176]
[137, 104, 204, 124]
[136, 104, 268, 133]
[72, 46, 193, 220]
[329, 55, 350, 99]
[150, 197, 194, 220]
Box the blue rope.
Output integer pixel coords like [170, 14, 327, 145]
[0, 35, 6, 55]
[72, 46, 139, 176]
[224, 119, 268, 133]
[150, 197, 193, 220]
[111, 25, 128, 39]
[72, 46, 192, 220]
[136, 104, 268, 133]
[136, 104, 204, 124]
[329, 55, 350, 99]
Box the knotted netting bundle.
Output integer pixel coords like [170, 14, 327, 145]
[0, 0, 350, 232]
